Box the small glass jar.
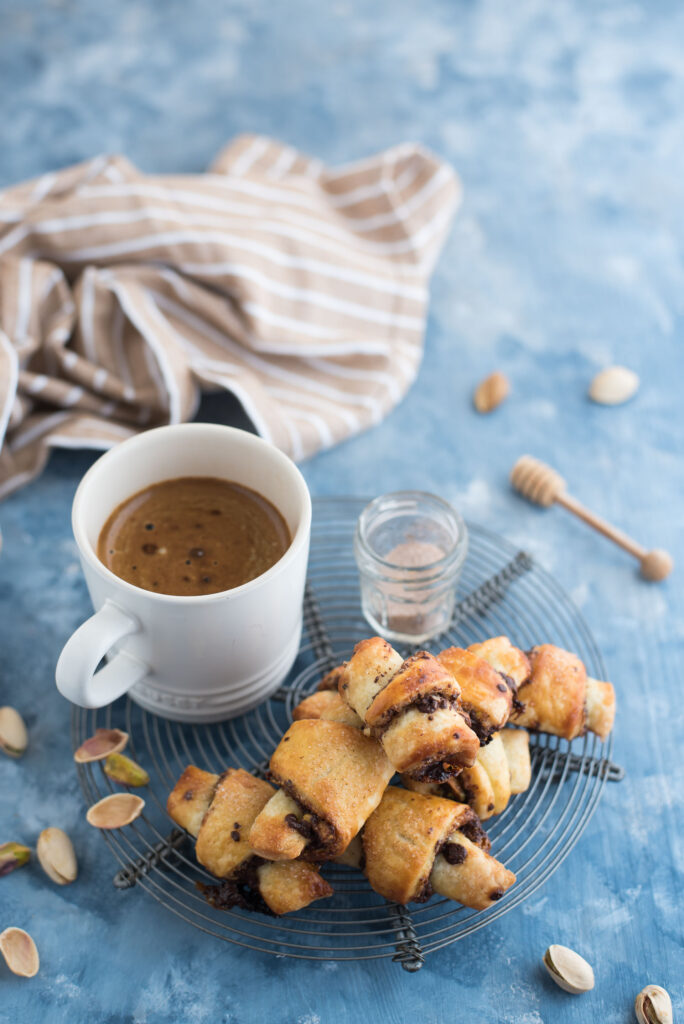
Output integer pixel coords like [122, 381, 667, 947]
[354, 491, 468, 645]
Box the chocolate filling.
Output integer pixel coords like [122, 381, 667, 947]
[442, 842, 467, 865]
[284, 812, 317, 841]
[274, 780, 336, 859]
[411, 759, 464, 784]
[412, 692, 450, 715]
[466, 707, 496, 745]
[498, 671, 517, 694]
[459, 818, 490, 852]
[197, 859, 274, 917]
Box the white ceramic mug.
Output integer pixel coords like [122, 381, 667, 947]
[55, 424, 311, 722]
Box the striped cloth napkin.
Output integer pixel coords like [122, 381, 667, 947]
[0, 135, 460, 499]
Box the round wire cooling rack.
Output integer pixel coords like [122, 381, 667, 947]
[71, 497, 624, 970]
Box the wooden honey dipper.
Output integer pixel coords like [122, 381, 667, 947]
[511, 455, 673, 581]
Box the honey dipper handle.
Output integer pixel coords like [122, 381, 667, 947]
[555, 492, 646, 559]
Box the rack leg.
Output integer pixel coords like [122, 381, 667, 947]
[390, 905, 425, 972]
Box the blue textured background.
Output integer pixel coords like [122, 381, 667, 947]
[1, 0, 682, 1021]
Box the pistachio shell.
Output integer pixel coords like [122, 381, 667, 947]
[0, 927, 39, 978]
[36, 827, 78, 885]
[0, 842, 31, 877]
[543, 944, 595, 994]
[86, 793, 144, 829]
[104, 753, 150, 787]
[635, 985, 673, 1024]
[0, 706, 28, 758]
[589, 365, 639, 405]
[73, 728, 128, 764]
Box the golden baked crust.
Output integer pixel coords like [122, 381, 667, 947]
[474, 734, 510, 815]
[248, 789, 309, 861]
[514, 644, 587, 739]
[500, 728, 531, 793]
[256, 860, 333, 915]
[468, 636, 531, 687]
[195, 769, 274, 878]
[381, 706, 479, 777]
[438, 646, 513, 740]
[458, 760, 497, 820]
[166, 765, 218, 837]
[293, 690, 363, 727]
[429, 833, 516, 910]
[316, 663, 347, 692]
[585, 678, 616, 741]
[363, 787, 474, 904]
[364, 651, 462, 729]
[337, 636, 404, 718]
[268, 719, 394, 859]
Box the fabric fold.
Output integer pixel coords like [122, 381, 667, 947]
[0, 136, 460, 499]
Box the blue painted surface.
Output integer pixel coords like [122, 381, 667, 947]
[0, 0, 683, 1020]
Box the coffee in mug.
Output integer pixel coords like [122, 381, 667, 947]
[98, 477, 291, 597]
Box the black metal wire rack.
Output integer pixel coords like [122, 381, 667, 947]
[71, 497, 623, 970]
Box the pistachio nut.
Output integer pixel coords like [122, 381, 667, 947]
[36, 827, 78, 885]
[635, 985, 673, 1024]
[103, 753, 150, 787]
[86, 792, 145, 829]
[73, 728, 128, 764]
[0, 927, 39, 978]
[543, 944, 595, 994]
[0, 842, 31, 877]
[0, 706, 28, 758]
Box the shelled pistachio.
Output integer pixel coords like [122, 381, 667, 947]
[36, 828, 78, 885]
[0, 706, 28, 758]
[635, 985, 673, 1024]
[542, 945, 595, 994]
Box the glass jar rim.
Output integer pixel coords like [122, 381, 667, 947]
[354, 490, 468, 576]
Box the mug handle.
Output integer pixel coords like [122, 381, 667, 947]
[56, 600, 149, 709]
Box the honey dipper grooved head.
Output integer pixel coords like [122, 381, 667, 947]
[510, 456, 566, 507]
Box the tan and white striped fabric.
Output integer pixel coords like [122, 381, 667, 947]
[0, 135, 460, 499]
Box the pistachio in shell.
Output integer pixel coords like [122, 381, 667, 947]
[0, 842, 31, 877]
[103, 752, 150, 788]
[36, 827, 78, 885]
[73, 728, 128, 764]
[0, 706, 28, 758]
[542, 944, 595, 994]
[635, 985, 673, 1024]
[0, 927, 39, 978]
[86, 793, 144, 829]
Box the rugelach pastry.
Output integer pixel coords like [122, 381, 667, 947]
[348, 786, 515, 910]
[403, 727, 532, 820]
[248, 719, 394, 862]
[337, 638, 480, 782]
[511, 644, 615, 740]
[293, 689, 362, 727]
[435, 637, 529, 742]
[167, 765, 332, 915]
